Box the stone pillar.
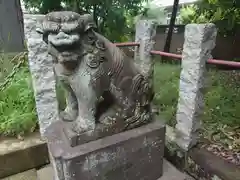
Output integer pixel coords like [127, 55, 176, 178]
[134, 20, 156, 77]
[24, 14, 59, 137]
[175, 24, 217, 151]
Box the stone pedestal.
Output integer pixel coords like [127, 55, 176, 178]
[45, 120, 165, 180]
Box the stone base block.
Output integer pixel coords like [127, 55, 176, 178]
[1, 169, 37, 180]
[46, 120, 165, 180]
[37, 160, 195, 180]
[63, 120, 125, 147]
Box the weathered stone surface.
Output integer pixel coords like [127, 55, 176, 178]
[0, 133, 49, 178]
[134, 20, 156, 125]
[159, 160, 195, 180]
[134, 20, 156, 76]
[63, 120, 125, 147]
[189, 146, 240, 180]
[175, 24, 217, 150]
[24, 14, 59, 136]
[46, 120, 165, 180]
[1, 169, 37, 180]
[37, 160, 195, 180]
[37, 165, 54, 180]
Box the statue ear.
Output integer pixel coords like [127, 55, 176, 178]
[82, 14, 97, 32]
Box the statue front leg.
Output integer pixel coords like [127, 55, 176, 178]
[60, 81, 78, 122]
[71, 86, 98, 134]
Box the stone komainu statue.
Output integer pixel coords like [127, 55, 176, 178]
[37, 11, 154, 134]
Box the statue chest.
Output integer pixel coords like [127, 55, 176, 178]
[54, 59, 99, 94]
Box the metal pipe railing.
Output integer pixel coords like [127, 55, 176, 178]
[114, 42, 240, 68]
[150, 50, 182, 59]
[114, 42, 140, 47]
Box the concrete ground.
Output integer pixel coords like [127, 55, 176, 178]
[1, 159, 195, 180]
[1, 169, 38, 180]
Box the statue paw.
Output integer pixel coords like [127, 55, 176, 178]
[71, 116, 95, 134]
[71, 123, 87, 134]
[98, 107, 119, 125]
[60, 110, 76, 122]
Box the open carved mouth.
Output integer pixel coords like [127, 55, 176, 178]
[48, 42, 84, 64]
[58, 52, 80, 63]
[54, 43, 80, 53]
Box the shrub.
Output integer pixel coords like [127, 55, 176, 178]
[154, 62, 240, 129]
[0, 55, 37, 136]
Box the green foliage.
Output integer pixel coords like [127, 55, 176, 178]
[204, 70, 240, 126]
[154, 62, 240, 128]
[56, 81, 66, 111]
[180, 0, 240, 35]
[0, 54, 15, 81]
[0, 56, 239, 142]
[180, 4, 209, 24]
[153, 63, 180, 126]
[0, 59, 37, 137]
[40, 0, 62, 13]
[134, 2, 167, 25]
[23, 0, 145, 42]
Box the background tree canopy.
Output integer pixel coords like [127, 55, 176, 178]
[23, 0, 148, 42]
[180, 0, 240, 35]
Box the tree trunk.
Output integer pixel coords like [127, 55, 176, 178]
[0, 0, 25, 53]
[93, 5, 98, 27]
[163, 0, 179, 53]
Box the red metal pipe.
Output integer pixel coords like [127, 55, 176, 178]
[150, 50, 182, 59]
[114, 42, 140, 47]
[113, 42, 240, 68]
[150, 50, 240, 68]
[207, 58, 240, 67]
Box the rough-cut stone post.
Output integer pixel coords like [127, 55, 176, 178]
[134, 20, 156, 77]
[24, 14, 59, 137]
[175, 24, 217, 151]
